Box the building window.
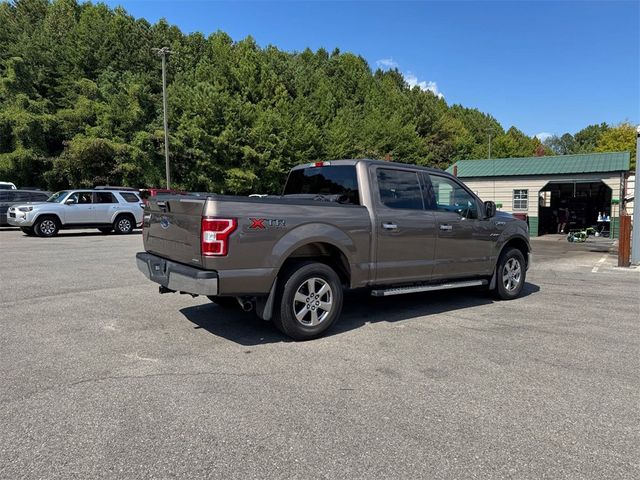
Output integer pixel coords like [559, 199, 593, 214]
[513, 189, 528, 210]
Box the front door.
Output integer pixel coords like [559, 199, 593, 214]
[374, 167, 437, 284]
[65, 191, 95, 223]
[427, 174, 494, 279]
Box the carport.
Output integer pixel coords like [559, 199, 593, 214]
[537, 180, 612, 235]
[447, 152, 632, 237]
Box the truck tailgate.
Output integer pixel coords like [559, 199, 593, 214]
[144, 197, 205, 266]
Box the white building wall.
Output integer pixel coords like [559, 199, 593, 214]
[461, 172, 624, 218]
[459, 172, 625, 236]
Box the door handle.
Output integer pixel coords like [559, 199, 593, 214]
[382, 222, 398, 230]
[439, 224, 453, 231]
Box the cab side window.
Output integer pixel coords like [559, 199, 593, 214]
[427, 175, 479, 219]
[377, 169, 424, 210]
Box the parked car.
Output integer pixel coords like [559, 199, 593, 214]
[7, 189, 144, 237]
[0, 181, 17, 190]
[137, 159, 531, 340]
[0, 189, 51, 226]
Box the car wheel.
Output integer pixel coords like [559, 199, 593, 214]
[98, 227, 112, 234]
[113, 214, 134, 234]
[273, 261, 343, 340]
[493, 248, 526, 300]
[207, 296, 238, 308]
[34, 216, 60, 237]
[20, 227, 36, 236]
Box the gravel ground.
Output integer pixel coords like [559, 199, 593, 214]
[1, 228, 638, 479]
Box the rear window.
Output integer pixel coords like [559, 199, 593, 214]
[377, 169, 424, 210]
[283, 165, 360, 205]
[120, 192, 140, 203]
[95, 192, 117, 203]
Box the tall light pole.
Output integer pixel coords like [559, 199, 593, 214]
[631, 125, 640, 264]
[153, 47, 173, 189]
[488, 131, 492, 160]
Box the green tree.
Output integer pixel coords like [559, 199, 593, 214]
[595, 122, 637, 168]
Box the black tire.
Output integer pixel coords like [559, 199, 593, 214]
[20, 227, 36, 236]
[493, 248, 526, 300]
[207, 296, 238, 308]
[98, 227, 112, 234]
[273, 261, 343, 341]
[34, 215, 60, 237]
[113, 214, 134, 234]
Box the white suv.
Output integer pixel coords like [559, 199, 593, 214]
[7, 188, 144, 237]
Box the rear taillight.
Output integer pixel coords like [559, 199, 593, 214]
[201, 218, 237, 256]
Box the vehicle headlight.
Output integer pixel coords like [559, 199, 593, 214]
[18, 206, 33, 212]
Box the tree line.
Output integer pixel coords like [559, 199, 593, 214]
[0, 0, 635, 194]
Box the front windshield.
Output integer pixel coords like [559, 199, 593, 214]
[47, 191, 70, 203]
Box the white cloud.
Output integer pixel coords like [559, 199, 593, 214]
[404, 72, 444, 99]
[376, 58, 398, 69]
[535, 132, 553, 142]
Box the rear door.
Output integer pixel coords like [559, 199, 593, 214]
[426, 174, 493, 279]
[373, 166, 437, 284]
[92, 191, 119, 223]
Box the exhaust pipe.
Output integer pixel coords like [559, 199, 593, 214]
[237, 297, 254, 312]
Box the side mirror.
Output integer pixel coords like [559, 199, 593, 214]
[484, 201, 496, 218]
[65, 198, 76, 205]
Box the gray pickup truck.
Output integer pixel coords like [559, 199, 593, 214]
[137, 159, 530, 340]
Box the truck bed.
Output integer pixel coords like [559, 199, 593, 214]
[143, 194, 372, 294]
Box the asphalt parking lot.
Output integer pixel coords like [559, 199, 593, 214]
[1, 228, 639, 479]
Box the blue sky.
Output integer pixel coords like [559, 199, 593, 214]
[104, 0, 639, 139]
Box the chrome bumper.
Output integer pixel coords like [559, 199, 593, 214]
[136, 252, 219, 296]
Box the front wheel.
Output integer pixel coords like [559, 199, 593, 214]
[493, 248, 526, 300]
[34, 216, 60, 237]
[273, 262, 343, 340]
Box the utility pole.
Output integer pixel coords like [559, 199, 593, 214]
[488, 131, 492, 160]
[631, 126, 640, 264]
[153, 47, 173, 189]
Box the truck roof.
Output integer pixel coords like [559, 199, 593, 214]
[290, 158, 450, 176]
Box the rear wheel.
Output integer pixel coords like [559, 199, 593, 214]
[20, 227, 36, 236]
[273, 261, 343, 341]
[34, 216, 60, 237]
[98, 227, 112, 234]
[113, 214, 134, 234]
[493, 248, 526, 300]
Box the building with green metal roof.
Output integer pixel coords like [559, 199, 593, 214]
[447, 152, 634, 237]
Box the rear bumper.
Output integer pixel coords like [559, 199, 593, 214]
[136, 252, 219, 296]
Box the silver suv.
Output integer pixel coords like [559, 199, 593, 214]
[7, 188, 144, 237]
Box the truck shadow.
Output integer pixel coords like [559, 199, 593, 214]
[180, 282, 540, 346]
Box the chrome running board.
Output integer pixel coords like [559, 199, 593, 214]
[371, 279, 487, 297]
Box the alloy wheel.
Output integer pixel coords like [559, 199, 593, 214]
[39, 219, 57, 236]
[502, 258, 522, 292]
[292, 277, 333, 327]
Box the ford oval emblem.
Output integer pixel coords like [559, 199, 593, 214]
[160, 216, 170, 229]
